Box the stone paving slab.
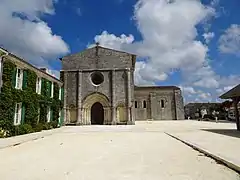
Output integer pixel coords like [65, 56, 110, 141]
[166, 130, 240, 173]
[0, 127, 64, 149]
[0, 126, 239, 180]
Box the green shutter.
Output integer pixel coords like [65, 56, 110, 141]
[61, 87, 64, 101]
[50, 108, 53, 122]
[46, 81, 50, 97]
[12, 67, 17, 88]
[23, 70, 27, 89]
[41, 79, 45, 95]
[21, 104, 26, 124]
[49, 82, 52, 98]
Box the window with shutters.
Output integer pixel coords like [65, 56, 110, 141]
[36, 77, 42, 94]
[51, 82, 54, 98]
[15, 68, 23, 90]
[14, 103, 22, 125]
[47, 106, 51, 122]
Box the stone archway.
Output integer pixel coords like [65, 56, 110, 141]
[82, 93, 111, 125]
[91, 102, 104, 125]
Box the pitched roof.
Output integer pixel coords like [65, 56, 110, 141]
[220, 84, 240, 99]
[61, 45, 136, 60]
[134, 85, 180, 90]
[0, 47, 62, 83]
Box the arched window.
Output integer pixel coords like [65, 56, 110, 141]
[143, 100, 147, 108]
[135, 101, 138, 108]
[161, 100, 165, 108]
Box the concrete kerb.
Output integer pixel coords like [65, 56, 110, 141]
[0, 128, 63, 150]
[165, 132, 240, 174]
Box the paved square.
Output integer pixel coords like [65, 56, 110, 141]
[0, 121, 239, 180]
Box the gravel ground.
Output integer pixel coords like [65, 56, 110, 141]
[0, 121, 239, 180]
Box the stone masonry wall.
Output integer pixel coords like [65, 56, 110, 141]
[175, 89, 185, 120]
[62, 46, 135, 124]
[62, 47, 134, 71]
[66, 72, 78, 107]
[134, 87, 184, 120]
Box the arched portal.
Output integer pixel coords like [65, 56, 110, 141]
[91, 102, 104, 125]
[82, 93, 111, 125]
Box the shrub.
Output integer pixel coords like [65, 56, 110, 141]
[34, 123, 44, 132]
[0, 128, 9, 138]
[42, 122, 52, 130]
[50, 121, 58, 128]
[15, 124, 34, 135]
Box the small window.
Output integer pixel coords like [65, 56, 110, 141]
[161, 100, 165, 108]
[51, 82, 54, 98]
[36, 77, 42, 94]
[59, 87, 62, 100]
[16, 68, 23, 89]
[135, 101, 138, 108]
[14, 103, 22, 125]
[143, 100, 147, 108]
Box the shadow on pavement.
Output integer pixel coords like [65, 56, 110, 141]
[201, 129, 240, 138]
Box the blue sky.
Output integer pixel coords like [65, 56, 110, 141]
[0, 0, 240, 103]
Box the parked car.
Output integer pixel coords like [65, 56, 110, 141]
[203, 114, 215, 121]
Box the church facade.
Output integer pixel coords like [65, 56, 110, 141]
[60, 45, 184, 125]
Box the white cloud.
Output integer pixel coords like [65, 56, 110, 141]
[89, 0, 239, 102]
[219, 75, 240, 87]
[216, 85, 236, 96]
[47, 69, 60, 78]
[211, 0, 219, 7]
[216, 88, 223, 95]
[90, 0, 215, 86]
[0, 0, 69, 68]
[180, 86, 197, 94]
[219, 24, 240, 55]
[203, 32, 215, 44]
[194, 76, 219, 88]
[180, 85, 213, 102]
[198, 92, 211, 100]
[92, 31, 134, 50]
[223, 86, 234, 92]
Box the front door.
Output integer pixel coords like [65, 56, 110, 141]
[91, 102, 104, 125]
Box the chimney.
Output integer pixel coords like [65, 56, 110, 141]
[40, 68, 47, 73]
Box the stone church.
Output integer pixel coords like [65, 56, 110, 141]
[60, 44, 184, 125]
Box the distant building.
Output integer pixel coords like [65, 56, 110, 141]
[184, 103, 221, 119]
